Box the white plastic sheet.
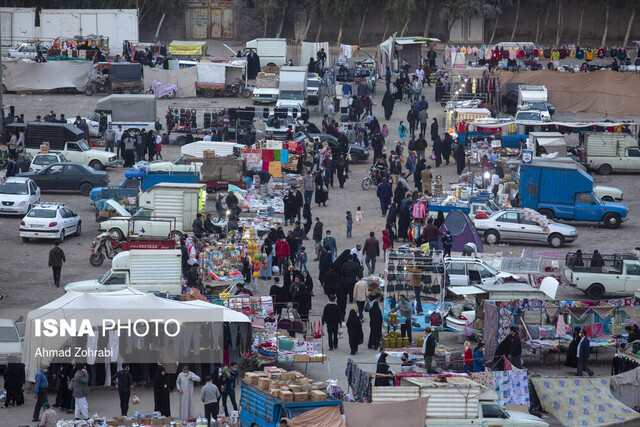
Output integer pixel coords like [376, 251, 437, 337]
[143, 67, 197, 98]
[3, 61, 93, 91]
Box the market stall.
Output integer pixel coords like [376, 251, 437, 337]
[47, 35, 109, 60]
[168, 40, 208, 59]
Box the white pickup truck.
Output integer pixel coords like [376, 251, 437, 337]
[563, 252, 640, 299]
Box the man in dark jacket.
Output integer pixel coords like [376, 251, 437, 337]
[112, 364, 134, 416]
[187, 264, 199, 289]
[341, 255, 363, 303]
[422, 218, 442, 253]
[415, 134, 427, 161]
[192, 213, 205, 239]
[362, 232, 381, 275]
[371, 130, 384, 164]
[576, 328, 594, 376]
[269, 278, 288, 316]
[422, 327, 437, 373]
[376, 179, 392, 216]
[48, 241, 65, 288]
[226, 192, 240, 220]
[508, 326, 522, 368]
[312, 218, 323, 260]
[322, 295, 342, 350]
[292, 187, 304, 222]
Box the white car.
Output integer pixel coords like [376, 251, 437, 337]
[0, 177, 40, 215]
[6, 44, 48, 60]
[20, 202, 81, 243]
[29, 152, 68, 172]
[0, 319, 24, 366]
[593, 185, 623, 202]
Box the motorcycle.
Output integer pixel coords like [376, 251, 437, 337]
[145, 79, 177, 99]
[229, 77, 252, 98]
[361, 168, 386, 190]
[89, 232, 121, 266]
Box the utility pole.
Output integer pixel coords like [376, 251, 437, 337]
[0, 15, 4, 135]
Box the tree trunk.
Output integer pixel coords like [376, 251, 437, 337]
[302, 16, 312, 41]
[315, 21, 323, 42]
[263, 11, 270, 37]
[401, 17, 412, 37]
[276, 6, 287, 38]
[337, 25, 343, 46]
[358, 13, 367, 45]
[423, 1, 434, 37]
[154, 13, 166, 42]
[382, 18, 390, 41]
[555, 0, 562, 46]
[447, 21, 455, 43]
[600, 0, 610, 48]
[538, 3, 551, 44]
[535, 11, 540, 45]
[490, 16, 499, 44]
[510, 0, 520, 42]
[576, 0, 586, 45]
[623, 8, 636, 47]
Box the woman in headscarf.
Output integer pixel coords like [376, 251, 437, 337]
[346, 307, 363, 355]
[374, 353, 392, 386]
[302, 269, 314, 297]
[393, 182, 406, 206]
[368, 293, 384, 350]
[283, 190, 295, 226]
[303, 203, 312, 237]
[307, 57, 316, 73]
[260, 235, 274, 280]
[336, 155, 347, 189]
[296, 283, 311, 321]
[314, 169, 328, 207]
[455, 143, 466, 175]
[434, 211, 445, 229]
[591, 250, 604, 268]
[442, 133, 453, 165]
[414, 158, 426, 192]
[397, 195, 413, 241]
[382, 90, 395, 120]
[565, 326, 582, 368]
[154, 366, 171, 417]
[386, 202, 398, 242]
[432, 134, 443, 167]
[430, 117, 439, 141]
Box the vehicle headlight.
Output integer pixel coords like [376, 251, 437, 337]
[570, 230, 578, 236]
[363, 149, 369, 154]
[18, 201, 26, 206]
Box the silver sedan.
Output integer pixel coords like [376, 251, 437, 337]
[474, 208, 578, 248]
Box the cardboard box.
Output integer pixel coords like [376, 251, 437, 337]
[294, 354, 309, 362]
[311, 382, 325, 390]
[280, 390, 293, 402]
[258, 377, 271, 390]
[244, 372, 259, 385]
[311, 390, 327, 401]
[281, 371, 297, 381]
[262, 65, 280, 74]
[203, 149, 216, 159]
[293, 391, 308, 402]
[288, 384, 302, 393]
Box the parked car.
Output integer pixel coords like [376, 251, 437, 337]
[29, 152, 68, 172]
[307, 78, 321, 104]
[593, 185, 623, 202]
[294, 132, 370, 164]
[6, 43, 48, 60]
[0, 318, 24, 366]
[17, 162, 109, 196]
[0, 177, 40, 215]
[20, 202, 81, 242]
[444, 301, 476, 332]
[474, 208, 578, 248]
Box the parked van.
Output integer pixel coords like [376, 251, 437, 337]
[583, 132, 640, 175]
[64, 249, 182, 295]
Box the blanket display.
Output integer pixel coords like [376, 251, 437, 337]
[531, 376, 640, 427]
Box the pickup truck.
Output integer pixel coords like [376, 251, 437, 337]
[90, 170, 200, 203]
[583, 132, 640, 175]
[563, 252, 640, 299]
[445, 256, 526, 287]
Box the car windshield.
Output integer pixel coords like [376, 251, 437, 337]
[481, 262, 499, 276]
[308, 81, 320, 88]
[0, 326, 18, 343]
[279, 91, 304, 100]
[486, 199, 501, 213]
[77, 140, 90, 151]
[516, 112, 541, 121]
[88, 111, 100, 121]
[0, 182, 28, 195]
[27, 209, 56, 218]
[525, 102, 548, 111]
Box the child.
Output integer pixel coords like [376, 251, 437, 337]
[355, 206, 363, 224]
[442, 231, 453, 257]
[381, 124, 389, 140]
[299, 246, 308, 272]
[346, 211, 353, 238]
[464, 341, 473, 374]
[154, 133, 163, 160]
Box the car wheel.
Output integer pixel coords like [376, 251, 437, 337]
[109, 228, 125, 241]
[485, 230, 500, 245]
[603, 212, 621, 229]
[170, 230, 183, 244]
[89, 253, 105, 267]
[548, 233, 564, 248]
[361, 177, 372, 191]
[79, 183, 93, 196]
[598, 164, 613, 176]
[601, 196, 614, 202]
[538, 209, 554, 219]
[75, 221, 82, 236]
[205, 88, 215, 98]
[349, 153, 359, 164]
[22, 237, 30, 242]
[586, 283, 605, 299]
[59, 230, 65, 243]
[89, 160, 104, 170]
[84, 85, 95, 96]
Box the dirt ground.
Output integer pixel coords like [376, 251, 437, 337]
[2, 78, 640, 426]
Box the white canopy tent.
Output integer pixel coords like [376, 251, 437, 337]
[23, 289, 249, 381]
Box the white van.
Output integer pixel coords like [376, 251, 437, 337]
[64, 249, 182, 295]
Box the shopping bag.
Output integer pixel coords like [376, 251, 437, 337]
[131, 394, 140, 405]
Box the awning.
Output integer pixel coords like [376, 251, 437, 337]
[449, 286, 486, 296]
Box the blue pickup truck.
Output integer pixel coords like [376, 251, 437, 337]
[519, 159, 627, 228]
[90, 169, 200, 203]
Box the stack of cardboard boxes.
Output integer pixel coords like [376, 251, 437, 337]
[244, 367, 328, 403]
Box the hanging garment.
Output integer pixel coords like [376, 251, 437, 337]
[556, 314, 567, 337]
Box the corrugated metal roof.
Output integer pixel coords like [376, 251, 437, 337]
[371, 386, 420, 402]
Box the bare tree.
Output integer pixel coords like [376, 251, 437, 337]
[423, 0, 435, 37]
[576, 0, 588, 45]
[600, 0, 610, 48]
[555, 0, 563, 46]
[510, 0, 520, 42]
[623, 0, 640, 47]
[440, 0, 499, 43]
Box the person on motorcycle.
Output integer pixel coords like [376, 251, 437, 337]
[373, 156, 388, 181]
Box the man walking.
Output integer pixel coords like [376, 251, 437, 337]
[73, 365, 90, 420]
[363, 232, 380, 275]
[391, 294, 413, 344]
[32, 364, 49, 422]
[176, 365, 201, 420]
[322, 230, 337, 261]
[115, 125, 125, 160]
[322, 295, 342, 350]
[422, 327, 437, 373]
[112, 363, 134, 416]
[302, 170, 314, 206]
[104, 125, 116, 153]
[341, 255, 362, 303]
[312, 217, 323, 261]
[508, 326, 522, 369]
[48, 241, 65, 288]
[419, 107, 428, 137]
[376, 178, 392, 216]
[200, 376, 221, 425]
[576, 329, 594, 376]
[354, 277, 368, 320]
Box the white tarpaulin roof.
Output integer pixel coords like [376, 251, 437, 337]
[23, 288, 249, 381]
[143, 66, 197, 98]
[196, 62, 227, 84]
[300, 42, 329, 67]
[2, 61, 93, 91]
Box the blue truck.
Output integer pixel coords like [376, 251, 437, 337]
[240, 384, 341, 427]
[90, 169, 199, 202]
[519, 159, 627, 229]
